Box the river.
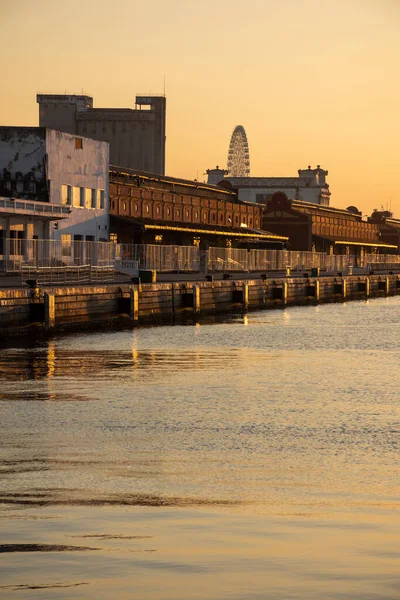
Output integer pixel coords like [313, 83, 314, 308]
[1, 297, 400, 599]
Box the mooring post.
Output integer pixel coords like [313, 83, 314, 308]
[342, 279, 347, 300]
[385, 276, 390, 296]
[193, 285, 201, 314]
[366, 277, 370, 298]
[282, 281, 288, 306]
[314, 279, 320, 301]
[44, 292, 55, 330]
[243, 283, 249, 310]
[130, 286, 139, 321]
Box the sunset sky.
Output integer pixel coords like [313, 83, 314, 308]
[1, 0, 399, 215]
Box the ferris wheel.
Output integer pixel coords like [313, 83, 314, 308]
[227, 125, 250, 177]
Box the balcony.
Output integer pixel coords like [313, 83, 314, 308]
[0, 197, 70, 219]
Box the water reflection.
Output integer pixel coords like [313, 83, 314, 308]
[1, 298, 400, 599]
[0, 342, 246, 386]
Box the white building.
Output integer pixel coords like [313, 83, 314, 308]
[206, 165, 331, 206]
[0, 127, 109, 254]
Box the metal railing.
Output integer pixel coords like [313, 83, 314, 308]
[0, 238, 200, 272]
[0, 197, 70, 218]
[364, 254, 400, 264]
[0, 239, 200, 273]
[116, 244, 200, 272]
[207, 248, 359, 273]
[21, 264, 115, 286]
[2, 238, 399, 277]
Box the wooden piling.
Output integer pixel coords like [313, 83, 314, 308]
[282, 281, 288, 306]
[315, 279, 320, 301]
[44, 292, 55, 330]
[243, 283, 249, 310]
[193, 285, 201, 314]
[130, 286, 139, 321]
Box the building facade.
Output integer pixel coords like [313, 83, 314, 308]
[37, 94, 166, 175]
[109, 167, 287, 249]
[261, 192, 396, 257]
[0, 127, 109, 248]
[368, 211, 400, 253]
[214, 165, 331, 206]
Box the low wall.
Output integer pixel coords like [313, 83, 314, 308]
[0, 274, 399, 338]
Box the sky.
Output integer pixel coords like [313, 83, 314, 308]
[1, 0, 399, 216]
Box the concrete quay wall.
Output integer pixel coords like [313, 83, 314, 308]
[0, 274, 398, 338]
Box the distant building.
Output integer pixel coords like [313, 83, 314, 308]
[210, 165, 331, 206]
[109, 167, 287, 249]
[37, 94, 166, 174]
[261, 192, 396, 257]
[0, 127, 109, 249]
[368, 210, 400, 253]
[206, 166, 227, 185]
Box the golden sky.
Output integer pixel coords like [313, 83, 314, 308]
[1, 0, 399, 215]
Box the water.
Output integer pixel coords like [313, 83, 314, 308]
[1, 297, 400, 599]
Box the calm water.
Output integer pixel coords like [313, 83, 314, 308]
[1, 298, 400, 599]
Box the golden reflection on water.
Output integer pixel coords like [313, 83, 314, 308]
[1, 298, 400, 598]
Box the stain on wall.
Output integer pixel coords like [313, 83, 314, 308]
[0, 128, 49, 200]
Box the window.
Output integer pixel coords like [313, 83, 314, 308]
[9, 231, 23, 256]
[61, 234, 72, 257]
[110, 233, 118, 243]
[97, 190, 105, 209]
[91, 189, 96, 208]
[75, 137, 83, 149]
[72, 186, 81, 208]
[61, 184, 72, 205]
[85, 188, 92, 209]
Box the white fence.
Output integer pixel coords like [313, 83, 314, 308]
[206, 248, 399, 273]
[2, 238, 400, 276]
[118, 244, 200, 272]
[0, 239, 200, 273]
[365, 254, 400, 264]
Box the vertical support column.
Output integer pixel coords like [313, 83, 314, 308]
[385, 277, 390, 296]
[44, 292, 55, 330]
[365, 277, 370, 298]
[193, 285, 200, 314]
[282, 281, 288, 306]
[24, 222, 35, 263]
[243, 283, 249, 310]
[314, 279, 320, 301]
[130, 286, 139, 321]
[4, 217, 10, 267]
[342, 279, 347, 300]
